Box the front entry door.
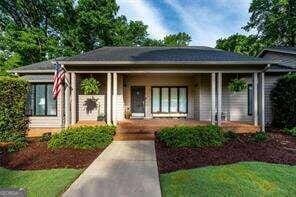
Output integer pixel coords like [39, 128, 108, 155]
[131, 86, 145, 116]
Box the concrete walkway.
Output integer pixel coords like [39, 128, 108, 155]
[63, 141, 161, 197]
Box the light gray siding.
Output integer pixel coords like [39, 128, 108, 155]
[263, 51, 296, 68]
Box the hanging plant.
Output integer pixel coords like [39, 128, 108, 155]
[80, 77, 101, 95]
[228, 78, 247, 92]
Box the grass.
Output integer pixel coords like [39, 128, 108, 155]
[160, 162, 296, 197]
[0, 167, 82, 197]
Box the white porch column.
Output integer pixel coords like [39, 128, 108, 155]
[217, 72, 222, 126]
[106, 73, 112, 125]
[253, 72, 258, 126]
[112, 73, 118, 125]
[260, 72, 265, 132]
[71, 72, 77, 125]
[65, 72, 71, 127]
[211, 73, 216, 125]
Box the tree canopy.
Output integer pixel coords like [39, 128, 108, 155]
[216, 34, 267, 57]
[216, 0, 296, 56]
[0, 0, 191, 75]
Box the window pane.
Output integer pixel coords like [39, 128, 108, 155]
[161, 88, 169, 112]
[35, 85, 46, 115]
[179, 88, 187, 113]
[152, 88, 160, 112]
[47, 84, 57, 115]
[248, 84, 253, 115]
[170, 88, 178, 112]
[26, 85, 34, 115]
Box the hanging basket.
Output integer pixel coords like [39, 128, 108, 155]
[228, 79, 247, 92]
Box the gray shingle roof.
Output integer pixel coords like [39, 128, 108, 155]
[12, 57, 65, 72]
[63, 46, 266, 62]
[13, 47, 271, 73]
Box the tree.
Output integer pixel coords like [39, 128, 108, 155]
[163, 32, 191, 46]
[244, 0, 296, 47]
[216, 34, 267, 56]
[0, 0, 192, 75]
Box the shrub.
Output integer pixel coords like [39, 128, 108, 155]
[157, 125, 225, 148]
[48, 125, 116, 149]
[270, 73, 296, 128]
[0, 76, 29, 151]
[283, 127, 296, 137]
[251, 132, 268, 142]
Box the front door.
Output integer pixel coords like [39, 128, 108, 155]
[131, 86, 145, 116]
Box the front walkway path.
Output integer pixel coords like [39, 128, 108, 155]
[63, 141, 161, 197]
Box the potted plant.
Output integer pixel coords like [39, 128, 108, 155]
[228, 78, 247, 92]
[80, 77, 101, 95]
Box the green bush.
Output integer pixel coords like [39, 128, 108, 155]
[251, 132, 268, 142]
[283, 127, 296, 137]
[271, 73, 296, 128]
[0, 76, 29, 151]
[157, 125, 225, 148]
[48, 125, 116, 149]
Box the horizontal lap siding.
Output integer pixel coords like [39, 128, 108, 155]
[263, 52, 296, 67]
[199, 74, 253, 122]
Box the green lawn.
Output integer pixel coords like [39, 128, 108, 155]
[160, 162, 296, 197]
[0, 167, 82, 197]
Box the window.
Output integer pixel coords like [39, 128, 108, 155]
[28, 84, 57, 116]
[152, 87, 187, 113]
[248, 84, 253, 115]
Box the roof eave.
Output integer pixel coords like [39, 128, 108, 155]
[11, 69, 54, 74]
[59, 60, 273, 65]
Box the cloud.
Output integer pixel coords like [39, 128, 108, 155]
[164, 0, 252, 46]
[116, 0, 171, 39]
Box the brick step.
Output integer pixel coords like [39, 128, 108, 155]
[116, 127, 158, 134]
[113, 133, 155, 141]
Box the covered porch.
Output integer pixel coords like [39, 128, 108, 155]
[63, 71, 266, 131]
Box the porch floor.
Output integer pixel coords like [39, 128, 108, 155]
[27, 119, 260, 139]
[115, 119, 260, 140]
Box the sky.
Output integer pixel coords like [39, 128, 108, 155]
[117, 0, 252, 47]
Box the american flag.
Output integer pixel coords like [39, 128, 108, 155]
[52, 62, 65, 99]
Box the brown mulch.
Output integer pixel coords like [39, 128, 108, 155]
[2, 140, 103, 170]
[155, 132, 296, 173]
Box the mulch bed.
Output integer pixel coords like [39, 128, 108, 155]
[1, 140, 103, 170]
[155, 132, 296, 173]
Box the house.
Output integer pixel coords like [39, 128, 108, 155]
[11, 46, 295, 134]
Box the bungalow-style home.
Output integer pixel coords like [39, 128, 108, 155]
[12, 46, 295, 134]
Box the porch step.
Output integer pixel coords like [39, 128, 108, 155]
[113, 133, 155, 141]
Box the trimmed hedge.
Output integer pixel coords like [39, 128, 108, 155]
[157, 125, 225, 148]
[0, 76, 29, 150]
[271, 73, 296, 128]
[48, 125, 116, 149]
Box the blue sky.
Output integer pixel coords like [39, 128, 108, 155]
[117, 0, 252, 46]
